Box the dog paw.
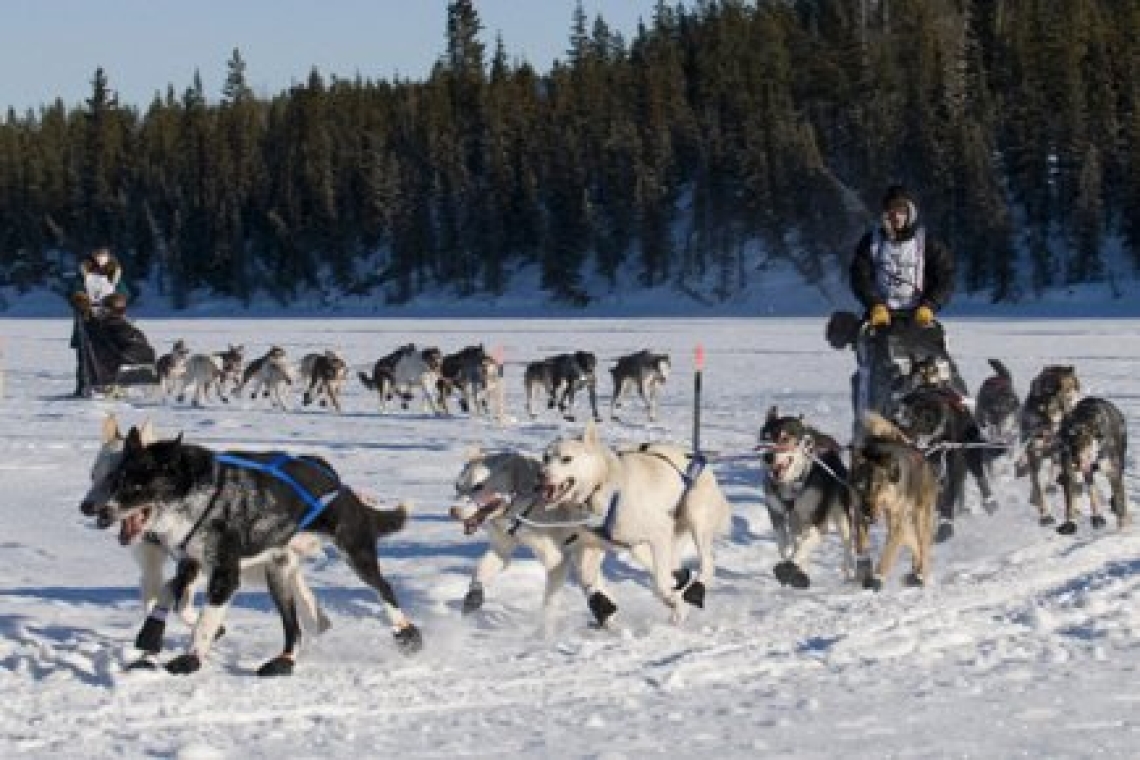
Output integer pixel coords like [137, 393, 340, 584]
[393, 624, 423, 655]
[855, 558, 874, 583]
[903, 572, 925, 588]
[165, 654, 201, 675]
[1056, 520, 1078, 536]
[256, 655, 295, 677]
[672, 568, 694, 591]
[681, 580, 706, 607]
[588, 591, 618, 627]
[786, 567, 810, 590]
[863, 576, 884, 592]
[1038, 514, 1057, 527]
[461, 587, 485, 615]
[1090, 514, 1108, 530]
[935, 520, 954, 543]
[124, 655, 159, 672]
[772, 560, 794, 586]
[134, 616, 167, 655]
[983, 498, 1000, 516]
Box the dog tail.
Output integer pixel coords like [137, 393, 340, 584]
[370, 499, 412, 538]
[358, 370, 377, 391]
[862, 411, 907, 443]
[988, 358, 1012, 381]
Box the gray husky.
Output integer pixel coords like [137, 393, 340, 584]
[80, 429, 422, 676]
[450, 449, 610, 630]
[609, 350, 671, 422]
[1056, 397, 1130, 535]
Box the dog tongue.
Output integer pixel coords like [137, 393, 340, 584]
[119, 511, 147, 546]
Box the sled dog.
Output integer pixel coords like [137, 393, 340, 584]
[300, 350, 348, 413]
[358, 344, 414, 408]
[536, 422, 731, 624]
[524, 351, 601, 421]
[758, 407, 855, 589]
[849, 412, 938, 591]
[178, 345, 243, 407]
[974, 359, 1021, 477]
[609, 350, 671, 422]
[893, 385, 998, 543]
[1055, 396, 1130, 535]
[450, 449, 610, 628]
[155, 340, 191, 400]
[361, 345, 443, 413]
[1018, 365, 1081, 526]
[80, 428, 422, 676]
[241, 346, 295, 409]
[88, 415, 329, 666]
[439, 345, 500, 417]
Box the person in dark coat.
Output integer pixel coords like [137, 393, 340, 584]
[70, 247, 126, 396]
[848, 185, 965, 431]
[849, 185, 955, 329]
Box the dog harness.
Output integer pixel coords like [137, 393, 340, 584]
[215, 453, 342, 529]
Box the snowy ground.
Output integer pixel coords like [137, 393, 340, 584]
[1, 316, 1139, 759]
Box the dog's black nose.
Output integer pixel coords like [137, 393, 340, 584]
[79, 499, 97, 517]
[762, 452, 774, 465]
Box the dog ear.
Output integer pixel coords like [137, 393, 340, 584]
[464, 445, 483, 462]
[125, 426, 145, 453]
[765, 406, 778, 424]
[583, 419, 600, 446]
[138, 419, 158, 446]
[101, 414, 121, 444]
[802, 433, 815, 455]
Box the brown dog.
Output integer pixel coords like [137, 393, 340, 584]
[1018, 365, 1081, 525]
[850, 413, 938, 592]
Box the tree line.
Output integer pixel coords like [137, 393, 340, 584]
[1, 0, 1138, 309]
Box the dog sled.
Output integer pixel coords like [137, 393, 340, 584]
[75, 313, 159, 397]
[827, 310, 966, 436]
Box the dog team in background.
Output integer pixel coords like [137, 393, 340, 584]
[153, 339, 670, 424]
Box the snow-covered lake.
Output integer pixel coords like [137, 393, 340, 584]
[2, 316, 1138, 759]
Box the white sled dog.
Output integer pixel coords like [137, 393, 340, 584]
[88, 415, 329, 667]
[241, 346, 296, 409]
[537, 422, 731, 625]
[178, 345, 244, 407]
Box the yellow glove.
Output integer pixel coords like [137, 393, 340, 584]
[868, 304, 890, 328]
[915, 305, 935, 328]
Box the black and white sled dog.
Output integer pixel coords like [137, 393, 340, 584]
[155, 340, 191, 400]
[1055, 396, 1130, 535]
[536, 422, 731, 625]
[80, 428, 422, 676]
[974, 358, 1021, 477]
[893, 384, 998, 543]
[1018, 364, 1082, 526]
[360, 344, 444, 414]
[609, 350, 671, 422]
[438, 345, 502, 418]
[450, 449, 608, 631]
[300, 350, 348, 413]
[241, 346, 295, 409]
[87, 415, 330, 667]
[524, 351, 601, 422]
[178, 345, 244, 407]
[757, 407, 856, 589]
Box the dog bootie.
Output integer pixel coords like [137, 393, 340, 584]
[935, 519, 954, 543]
[257, 655, 295, 677]
[393, 623, 423, 655]
[588, 591, 618, 627]
[1090, 514, 1108, 530]
[462, 584, 485, 615]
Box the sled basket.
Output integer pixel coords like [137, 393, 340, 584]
[114, 363, 159, 387]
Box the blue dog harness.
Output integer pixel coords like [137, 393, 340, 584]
[215, 453, 342, 530]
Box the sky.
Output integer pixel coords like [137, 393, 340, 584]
[1, 0, 665, 113]
[1, 314, 1138, 758]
